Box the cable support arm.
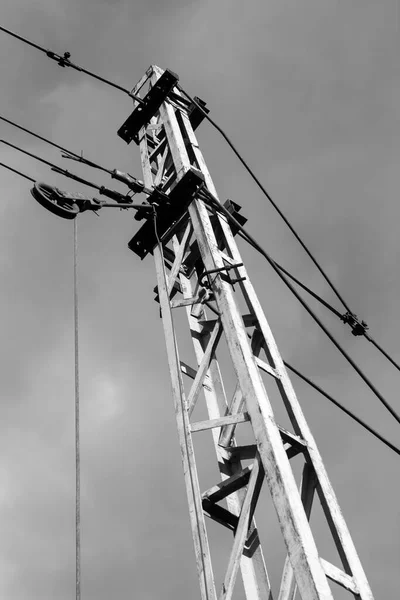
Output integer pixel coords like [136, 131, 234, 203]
[199, 188, 400, 426]
[0, 25, 144, 103]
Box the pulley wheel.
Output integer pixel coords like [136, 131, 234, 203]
[31, 182, 79, 220]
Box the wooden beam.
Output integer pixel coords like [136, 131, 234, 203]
[202, 466, 253, 504]
[219, 455, 262, 600]
[220, 445, 258, 461]
[189, 197, 334, 600]
[179, 268, 272, 600]
[154, 242, 217, 600]
[218, 208, 374, 599]
[278, 463, 317, 600]
[218, 383, 244, 447]
[187, 320, 223, 416]
[191, 413, 250, 433]
[255, 356, 280, 379]
[320, 559, 359, 595]
[167, 221, 192, 297]
[202, 499, 239, 532]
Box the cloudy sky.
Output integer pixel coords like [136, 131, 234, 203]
[0, 1, 399, 599]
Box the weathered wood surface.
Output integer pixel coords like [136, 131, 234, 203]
[191, 412, 250, 433]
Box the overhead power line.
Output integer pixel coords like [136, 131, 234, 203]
[0, 114, 152, 194]
[0, 161, 35, 182]
[0, 139, 142, 204]
[0, 114, 108, 172]
[0, 116, 350, 319]
[199, 187, 400, 427]
[364, 334, 400, 374]
[285, 362, 400, 457]
[178, 88, 400, 378]
[0, 24, 144, 103]
[179, 86, 352, 313]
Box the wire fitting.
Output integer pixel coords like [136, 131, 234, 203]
[341, 311, 369, 336]
[46, 50, 73, 68]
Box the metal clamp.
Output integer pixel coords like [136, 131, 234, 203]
[341, 311, 369, 336]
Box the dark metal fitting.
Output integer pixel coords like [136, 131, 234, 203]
[230, 277, 246, 285]
[111, 169, 144, 193]
[98, 186, 129, 203]
[341, 311, 369, 336]
[202, 263, 243, 278]
[75, 198, 103, 213]
[47, 50, 71, 67]
[198, 286, 213, 303]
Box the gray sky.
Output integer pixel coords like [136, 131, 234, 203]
[0, 1, 399, 599]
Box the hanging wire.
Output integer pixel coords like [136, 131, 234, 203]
[0, 25, 144, 103]
[178, 86, 352, 313]
[73, 218, 81, 600]
[199, 188, 400, 426]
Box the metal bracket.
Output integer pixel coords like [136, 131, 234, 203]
[200, 263, 244, 289]
[117, 69, 179, 145]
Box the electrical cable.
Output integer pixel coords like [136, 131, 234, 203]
[180, 87, 400, 375]
[73, 218, 81, 600]
[285, 361, 400, 457]
[199, 188, 400, 426]
[0, 114, 152, 197]
[0, 139, 140, 204]
[152, 206, 213, 600]
[365, 333, 400, 374]
[2, 125, 398, 375]
[0, 25, 144, 103]
[0, 114, 107, 172]
[236, 230, 343, 320]
[0, 116, 348, 318]
[178, 86, 352, 313]
[4, 28, 396, 374]
[0, 161, 35, 182]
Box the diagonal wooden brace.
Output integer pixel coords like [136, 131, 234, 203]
[219, 454, 264, 600]
[187, 319, 223, 416]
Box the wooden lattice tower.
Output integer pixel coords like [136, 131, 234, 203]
[121, 65, 374, 600]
